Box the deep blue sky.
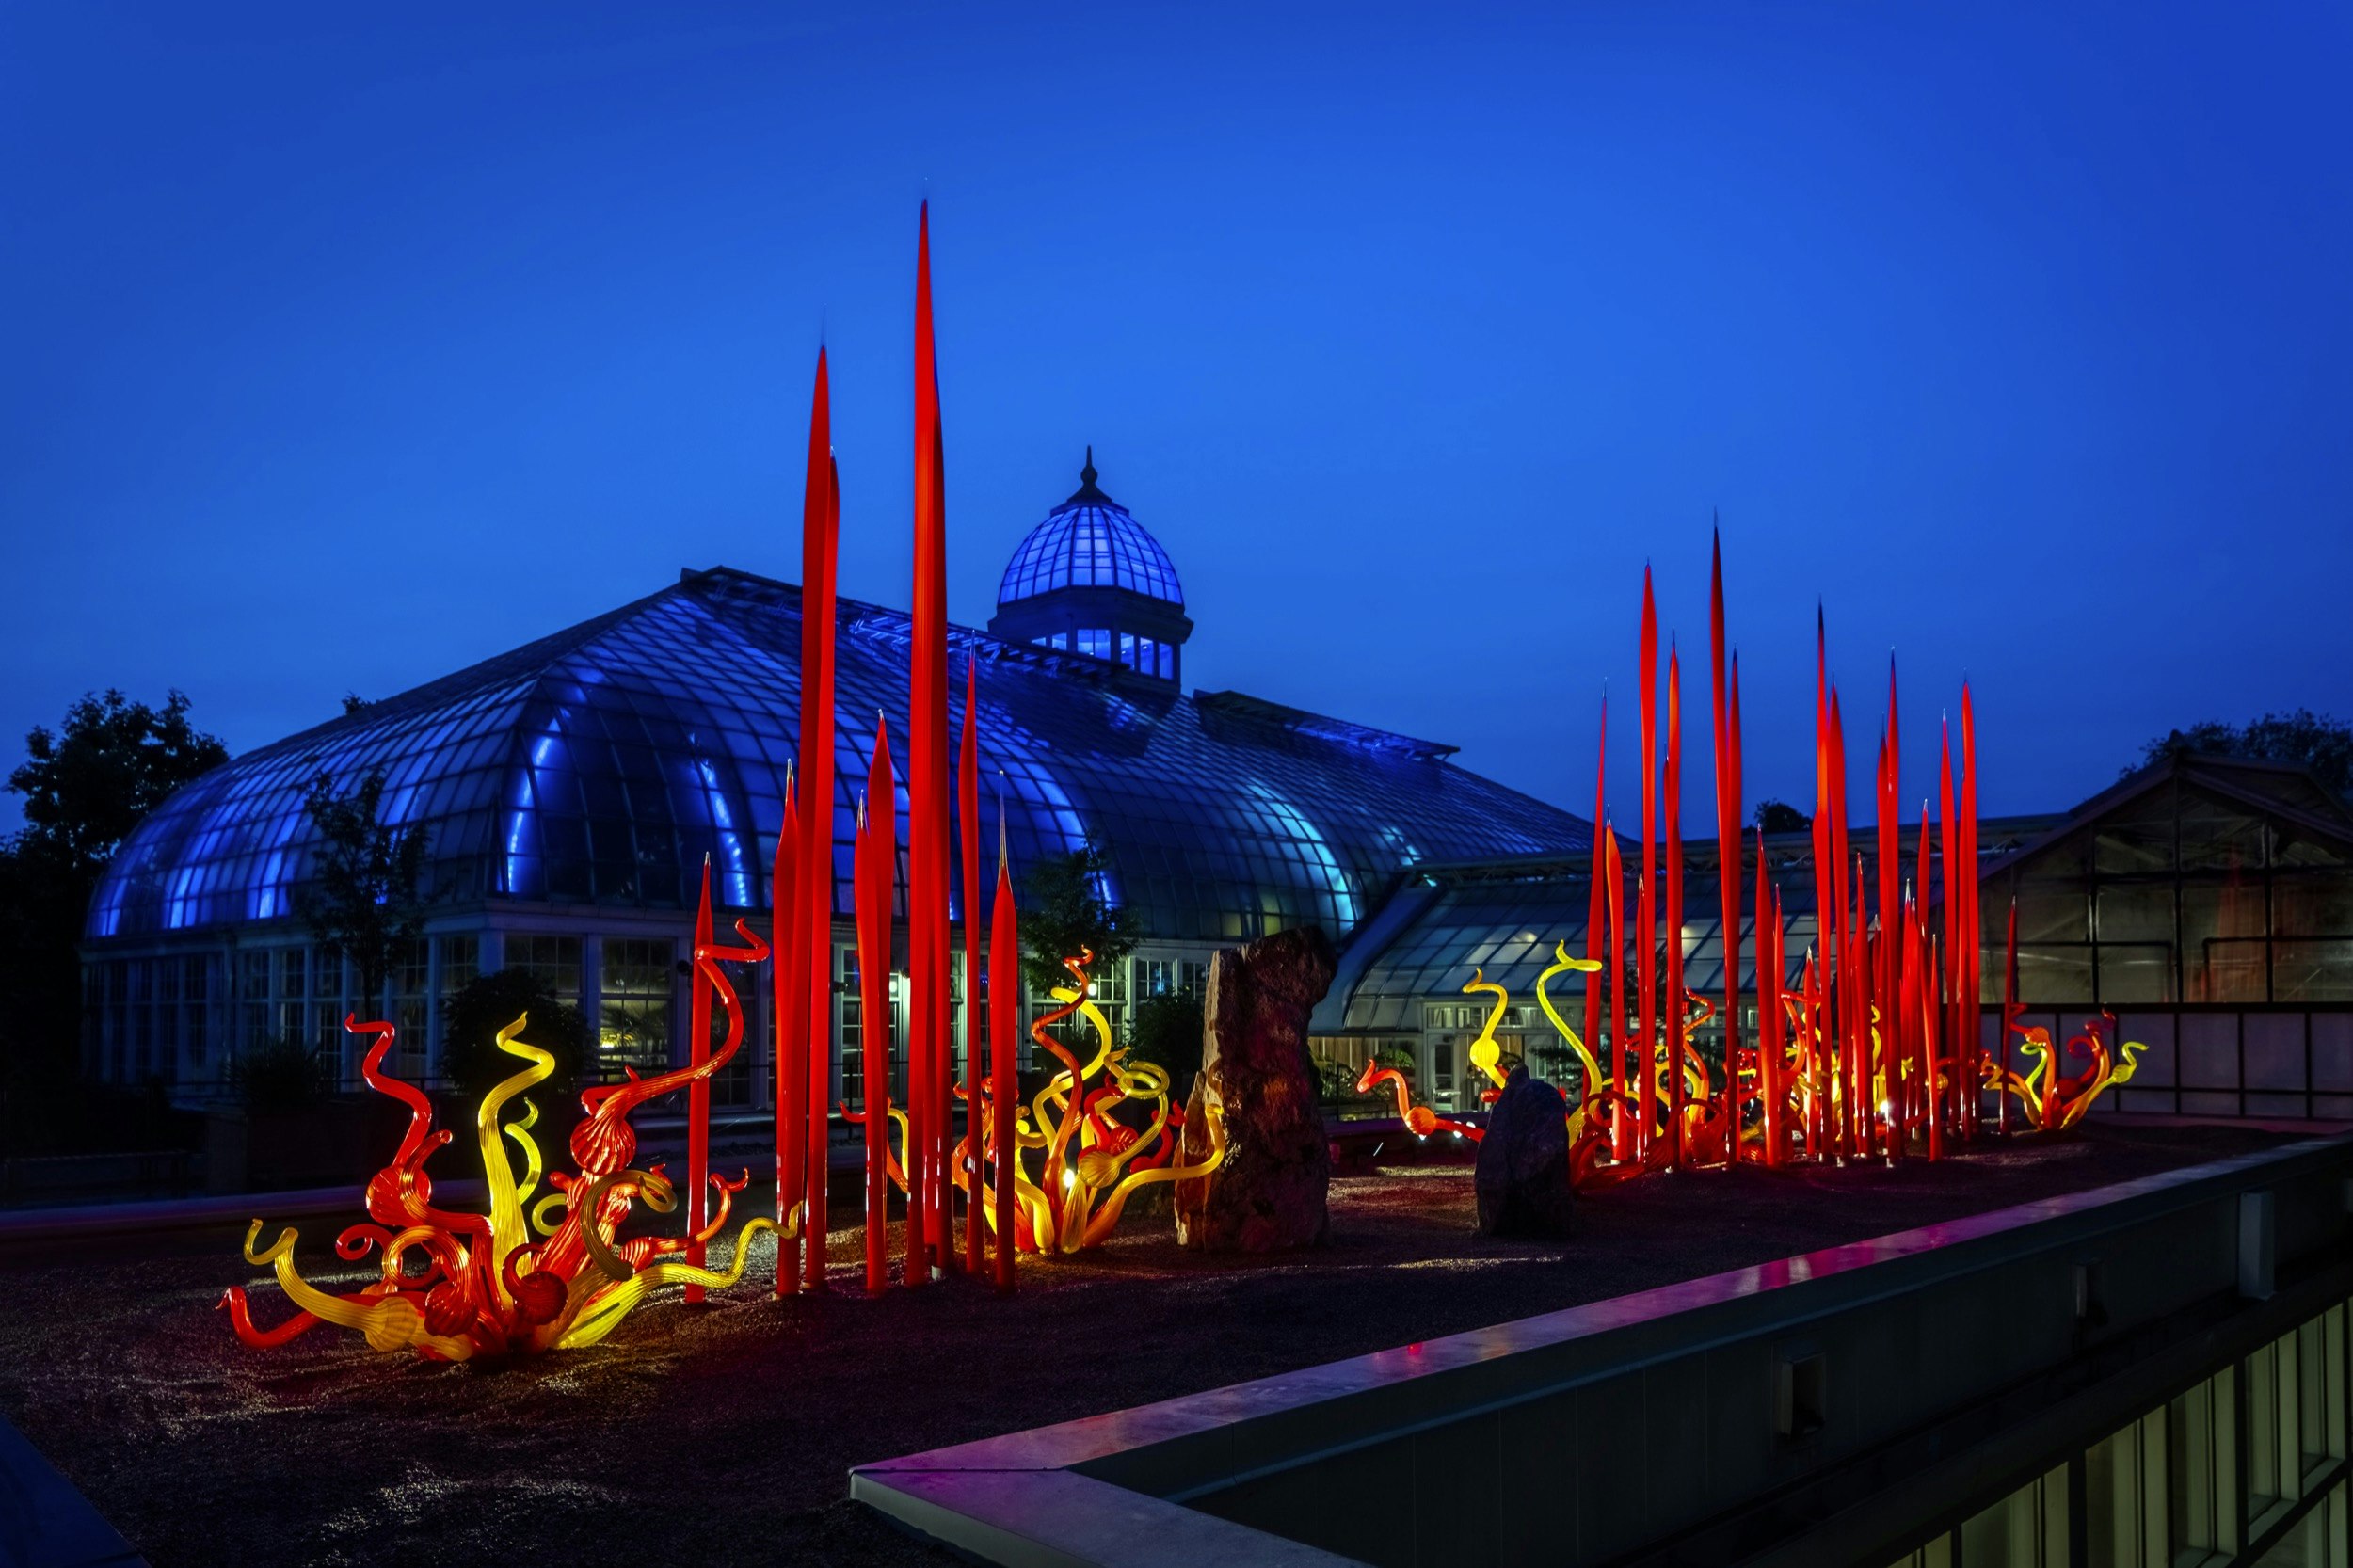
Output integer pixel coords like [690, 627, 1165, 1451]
[4, 2, 2348, 836]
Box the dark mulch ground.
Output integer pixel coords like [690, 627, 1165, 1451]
[0, 1122, 2313, 1567]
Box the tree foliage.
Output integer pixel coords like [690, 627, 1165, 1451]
[440, 968, 591, 1103]
[297, 765, 430, 1009]
[1754, 798, 1812, 833]
[8, 688, 230, 880]
[1125, 988, 1205, 1092]
[1, 690, 229, 1097]
[232, 1035, 331, 1114]
[1017, 840, 1138, 997]
[2136, 709, 2353, 798]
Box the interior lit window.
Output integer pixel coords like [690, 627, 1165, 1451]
[600, 937, 674, 1076]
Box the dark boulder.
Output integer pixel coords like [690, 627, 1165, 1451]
[1175, 927, 1337, 1252]
[1475, 1065, 1574, 1239]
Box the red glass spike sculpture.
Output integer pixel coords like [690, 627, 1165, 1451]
[910, 201, 953, 1278]
[856, 717, 896, 1292]
[988, 804, 1019, 1292]
[792, 349, 839, 1294]
[960, 657, 984, 1275]
[772, 766, 799, 1296]
[1446, 544, 2000, 1188]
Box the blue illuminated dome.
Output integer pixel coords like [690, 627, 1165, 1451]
[990, 451, 1193, 683]
[998, 451, 1182, 606]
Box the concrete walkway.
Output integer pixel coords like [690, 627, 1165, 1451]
[0, 1181, 487, 1249]
[0, 1413, 143, 1568]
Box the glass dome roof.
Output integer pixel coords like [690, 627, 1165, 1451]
[998, 452, 1183, 607]
[88, 568, 1588, 945]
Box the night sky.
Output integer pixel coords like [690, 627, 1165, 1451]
[3, 2, 2347, 836]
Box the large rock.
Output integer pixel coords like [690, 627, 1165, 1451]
[1175, 927, 1337, 1252]
[1475, 1065, 1574, 1239]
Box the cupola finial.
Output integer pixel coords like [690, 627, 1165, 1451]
[1081, 445, 1097, 488]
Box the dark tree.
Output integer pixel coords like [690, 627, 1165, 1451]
[1, 690, 229, 1094]
[232, 1035, 331, 1113]
[296, 766, 430, 1016]
[8, 689, 229, 882]
[1126, 989, 1205, 1094]
[1755, 799, 1813, 833]
[440, 969, 591, 1102]
[1017, 839, 1139, 996]
[2136, 709, 2353, 798]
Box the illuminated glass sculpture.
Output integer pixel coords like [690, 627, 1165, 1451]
[223, 932, 776, 1361]
[851, 950, 1223, 1255]
[1395, 548, 1997, 1188]
[1010, 952, 1226, 1252]
[1352, 1054, 1481, 1141]
[1985, 1005, 2145, 1132]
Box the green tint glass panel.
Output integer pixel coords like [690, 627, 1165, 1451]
[2169, 1366, 2239, 1561]
[2089, 1409, 2169, 1568]
[2250, 1480, 2347, 1567]
[1959, 1464, 2068, 1568]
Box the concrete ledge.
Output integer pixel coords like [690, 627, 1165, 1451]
[851, 1136, 2353, 1568]
[852, 1467, 1366, 1568]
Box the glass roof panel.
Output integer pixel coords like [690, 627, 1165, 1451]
[91, 568, 1585, 944]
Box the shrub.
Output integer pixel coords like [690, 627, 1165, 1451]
[1126, 989, 1205, 1096]
[440, 968, 591, 1104]
[233, 1036, 329, 1114]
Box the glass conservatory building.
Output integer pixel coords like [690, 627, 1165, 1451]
[1311, 752, 2353, 1123]
[80, 461, 1587, 1104]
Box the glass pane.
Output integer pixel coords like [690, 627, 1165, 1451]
[2251, 1338, 2285, 1517]
[2099, 884, 2177, 943]
[2171, 1367, 2239, 1559]
[2183, 882, 2268, 1001]
[2300, 1317, 2329, 1480]
[2095, 789, 2178, 874]
[1961, 1466, 2065, 1568]
[2018, 887, 2091, 944]
[2089, 1412, 2167, 1568]
[2278, 942, 2353, 1004]
[2019, 945, 2096, 1005]
[2099, 944, 2176, 1004]
[2181, 796, 2267, 872]
[2088, 1426, 2130, 1568]
[2274, 877, 2353, 936]
[2330, 1305, 2348, 1462]
[2251, 1480, 2348, 1566]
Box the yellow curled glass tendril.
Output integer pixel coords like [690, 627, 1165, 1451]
[1464, 968, 1511, 1093]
